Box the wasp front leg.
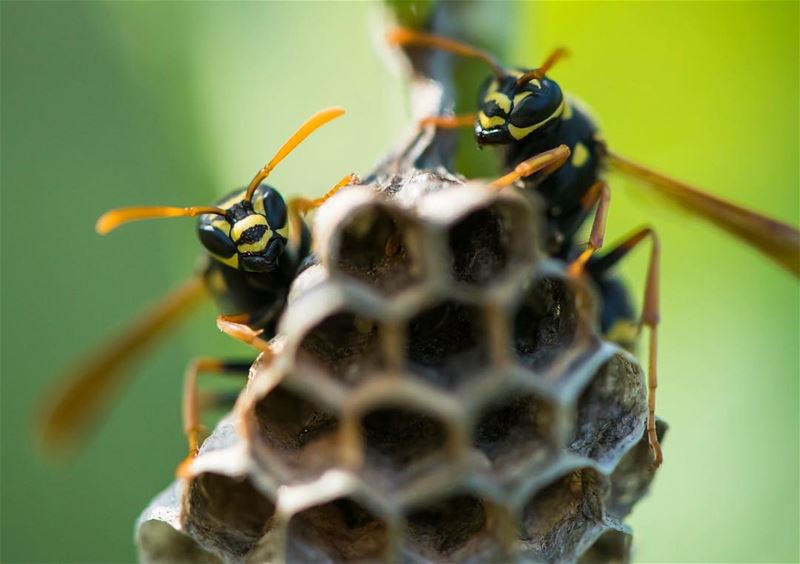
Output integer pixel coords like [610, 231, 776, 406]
[286, 173, 360, 255]
[177, 357, 251, 477]
[489, 145, 571, 189]
[216, 314, 275, 357]
[568, 180, 612, 276]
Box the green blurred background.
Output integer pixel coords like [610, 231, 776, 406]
[1, 2, 797, 562]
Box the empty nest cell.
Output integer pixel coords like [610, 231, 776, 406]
[406, 301, 489, 389]
[296, 311, 384, 387]
[360, 405, 448, 488]
[182, 473, 275, 557]
[473, 391, 556, 474]
[448, 201, 530, 285]
[251, 384, 339, 478]
[519, 468, 606, 563]
[333, 203, 424, 295]
[513, 276, 581, 373]
[285, 497, 390, 562]
[404, 494, 505, 560]
[569, 353, 646, 464]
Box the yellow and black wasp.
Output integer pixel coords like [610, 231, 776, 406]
[387, 28, 800, 466]
[41, 107, 358, 465]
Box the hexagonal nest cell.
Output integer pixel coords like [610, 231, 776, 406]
[569, 353, 647, 464]
[513, 276, 582, 373]
[404, 494, 506, 561]
[296, 311, 384, 387]
[448, 201, 530, 285]
[137, 158, 661, 562]
[286, 497, 390, 562]
[406, 301, 489, 389]
[250, 384, 339, 477]
[333, 204, 425, 295]
[473, 391, 557, 475]
[182, 473, 275, 557]
[360, 405, 449, 488]
[519, 468, 607, 562]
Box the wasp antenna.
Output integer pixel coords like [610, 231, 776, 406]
[517, 47, 570, 87]
[96, 206, 228, 235]
[244, 106, 346, 200]
[386, 27, 506, 80]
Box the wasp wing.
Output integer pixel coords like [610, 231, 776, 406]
[607, 150, 800, 277]
[39, 274, 207, 456]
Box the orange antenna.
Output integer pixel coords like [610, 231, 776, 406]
[516, 47, 570, 87]
[96, 206, 228, 235]
[244, 106, 346, 200]
[387, 27, 506, 80]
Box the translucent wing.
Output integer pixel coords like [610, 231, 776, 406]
[39, 275, 207, 455]
[608, 150, 800, 277]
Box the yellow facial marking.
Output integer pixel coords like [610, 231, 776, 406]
[211, 218, 231, 237]
[479, 112, 506, 129]
[252, 196, 266, 215]
[237, 234, 270, 254]
[212, 252, 239, 269]
[508, 99, 565, 140]
[571, 142, 590, 168]
[525, 78, 542, 89]
[486, 79, 499, 94]
[483, 91, 511, 114]
[513, 91, 531, 108]
[231, 214, 268, 242]
[217, 192, 245, 211]
[277, 223, 289, 239]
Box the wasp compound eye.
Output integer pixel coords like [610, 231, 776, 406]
[253, 185, 288, 235]
[198, 223, 236, 259]
[509, 80, 564, 129]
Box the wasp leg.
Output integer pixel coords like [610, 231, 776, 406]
[40, 275, 207, 455]
[177, 358, 251, 477]
[608, 149, 800, 277]
[216, 314, 274, 357]
[286, 173, 360, 256]
[489, 145, 571, 190]
[418, 113, 477, 130]
[588, 227, 662, 467]
[568, 180, 612, 276]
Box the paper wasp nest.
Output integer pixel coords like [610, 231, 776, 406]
[136, 160, 664, 563]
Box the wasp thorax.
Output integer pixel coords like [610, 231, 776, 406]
[476, 72, 565, 145]
[197, 185, 290, 272]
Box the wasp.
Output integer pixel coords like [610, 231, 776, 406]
[41, 107, 359, 466]
[387, 28, 800, 466]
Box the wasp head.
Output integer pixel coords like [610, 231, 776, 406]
[475, 70, 565, 147]
[197, 184, 289, 273]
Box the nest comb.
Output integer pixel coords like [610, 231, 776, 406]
[136, 163, 664, 563]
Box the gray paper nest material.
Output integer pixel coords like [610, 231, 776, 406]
[137, 6, 663, 559]
[135, 161, 664, 563]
